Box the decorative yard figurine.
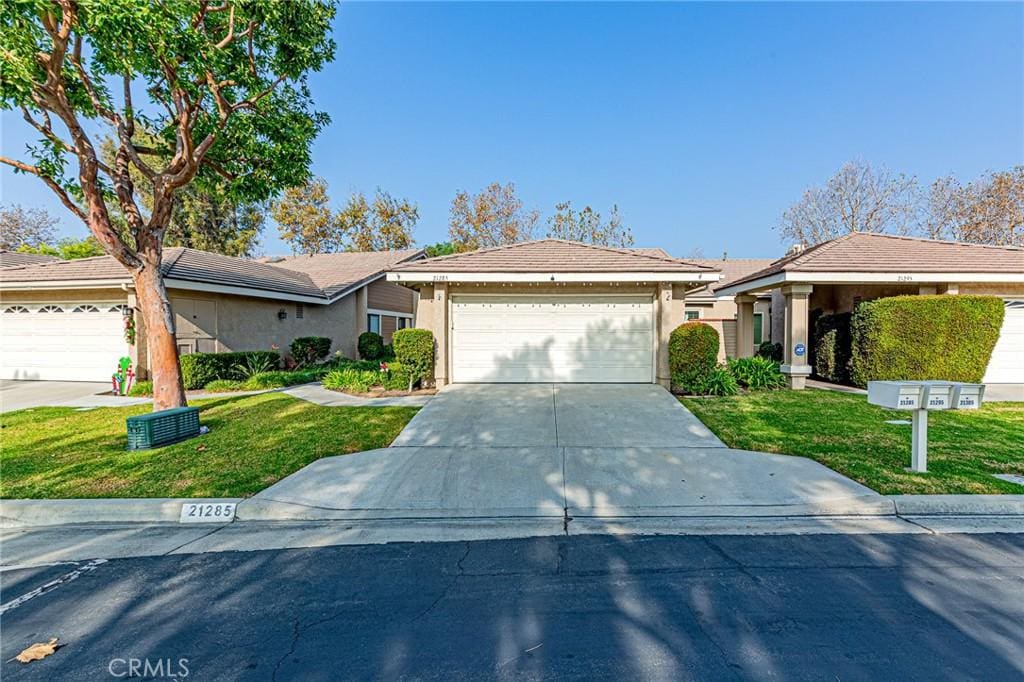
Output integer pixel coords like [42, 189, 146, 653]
[112, 357, 134, 396]
[122, 311, 136, 345]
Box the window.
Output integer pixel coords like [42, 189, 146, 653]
[685, 310, 701, 321]
[367, 313, 381, 335]
[753, 312, 764, 346]
[72, 304, 100, 313]
[295, 303, 304, 319]
[38, 305, 64, 313]
[397, 316, 410, 330]
[3, 306, 30, 314]
[109, 305, 131, 315]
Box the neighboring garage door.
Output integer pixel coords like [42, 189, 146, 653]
[1, 302, 131, 381]
[451, 295, 654, 383]
[983, 300, 1024, 384]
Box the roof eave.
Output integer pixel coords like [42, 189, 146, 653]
[716, 270, 1024, 297]
[387, 271, 721, 284]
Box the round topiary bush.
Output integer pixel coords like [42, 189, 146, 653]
[668, 322, 720, 394]
[358, 331, 385, 360]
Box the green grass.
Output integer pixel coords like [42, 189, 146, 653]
[1, 393, 418, 499]
[681, 390, 1024, 495]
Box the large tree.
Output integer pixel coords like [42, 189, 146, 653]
[448, 181, 539, 252]
[1, 0, 335, 409]
[924, 167, 1023, 247]
[546, 201, 634, 248]
[337, 188, 418, 252]
[0, 204, 59, 250]
[271, 177, 341, 255]
[778, 160, 919, 246]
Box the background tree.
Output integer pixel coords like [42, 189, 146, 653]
[546, 201, 635, 247]
[424, 241, 457, 257]
[1, 0, 335, 410]
[777, 160, 919, 246]
[924, 167, 1023, 246]
[448, 182, 539, 252]
[100, 135, 264, 257]
[338, 188, 418, 251]
[18, 235, 105, 260]
[271, 178, 342, 255]
[0, 204, 58, 250]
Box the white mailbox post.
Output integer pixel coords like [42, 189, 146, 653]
[868, 381, 984, 472]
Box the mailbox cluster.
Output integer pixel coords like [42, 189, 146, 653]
[868, 380, 985, 472]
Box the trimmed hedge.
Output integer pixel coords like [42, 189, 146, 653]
[669, 322, 720, 394]
[290, 336, 332, 366]
[179, 351, 280, 390]
[322, 361, 411, 393]
[358, 332, 385, 360]
[813, 312, 853, 384]
[393, 328, 434, 390]
[757, 341, 783, 362]
[850, 295, 1004, 387]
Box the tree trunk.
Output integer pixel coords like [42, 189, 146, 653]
[132, 263, 187, 410]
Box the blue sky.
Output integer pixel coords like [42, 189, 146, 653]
[2, 1, 1022, 258]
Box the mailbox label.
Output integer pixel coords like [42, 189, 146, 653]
[926, 394, 950, 410]
[897, 395, 919, 409]
[958, 395, 979, 409]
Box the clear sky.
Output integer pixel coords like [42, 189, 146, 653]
[2, 1, 1022, 259]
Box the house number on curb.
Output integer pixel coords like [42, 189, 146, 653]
[180, 502, 236, 523]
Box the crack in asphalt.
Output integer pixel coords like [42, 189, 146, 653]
[411, 541, 472, 622]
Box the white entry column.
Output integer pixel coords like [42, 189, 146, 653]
[780, 284, 813, 389]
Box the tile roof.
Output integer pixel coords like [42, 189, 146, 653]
[0, 250, 60, 268]
[687, 258, 776, 297]
[0, 247, 424, 301]
[390, 239, 716, 273]
[274, 249, 423, 297]
[720, 232, 1024, 292]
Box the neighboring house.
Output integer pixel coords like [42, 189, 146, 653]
[683, 258, 775, 361]
[0, 250, 59, 268]
[0, 247, 423, 381]
[716, 232, 1024, 396]
[388, 239, 720, 386]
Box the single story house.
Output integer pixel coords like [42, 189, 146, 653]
[683, 257, 776, 361]
[0, 247, 423, 381]
[716, 232, 1024, 397]
[387, 239, 720, 386]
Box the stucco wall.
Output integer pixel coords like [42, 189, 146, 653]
[169, 289, 361, 360]
[686, 296, 771, 359]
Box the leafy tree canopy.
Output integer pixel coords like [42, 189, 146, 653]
[18, 235, 105, 260]
[546, 201, 634, 248]
[0, 204, 59, 250]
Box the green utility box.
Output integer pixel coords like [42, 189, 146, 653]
[126, 407, 201, 450]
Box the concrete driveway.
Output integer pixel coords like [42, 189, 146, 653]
[243, 383, 887, 522]
[0, 380, 148, 413]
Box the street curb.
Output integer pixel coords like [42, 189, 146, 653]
[890, 495, 1024, 516]
[0, 498, 243, 528]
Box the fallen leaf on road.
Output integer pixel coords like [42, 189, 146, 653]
[14, 638, 59, 663]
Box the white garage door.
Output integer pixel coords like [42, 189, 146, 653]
[451, 295, 654, 383]
[983, 300, 1024, 384]
[1, 302, 131, 381]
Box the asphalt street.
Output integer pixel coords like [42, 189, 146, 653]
[1, 533, 1022, 681]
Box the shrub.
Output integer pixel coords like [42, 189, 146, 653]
[290, 336, 332, 367]
[728, 356, 786, 390]
[813, 312, 853, 384]
[850, 295, 1004, 387]
[756, 341, 783, 362]
[322, 362, 411, 393]
[668, 322, 720, 394]
[358, 332, 385, 360]
[241, 368, 327, 390]
[127, 380, 152, 397]
[697, 366, 739, 396]
[203, 379, 246, 392]
[179, 351, 280, 389]
[232, 353, 278, 380]
[393, 328, 434, 390]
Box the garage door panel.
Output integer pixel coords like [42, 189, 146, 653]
[1, 305, 130, 382]
[983, 301, 1024, 384]
[451, 295, 654, 383]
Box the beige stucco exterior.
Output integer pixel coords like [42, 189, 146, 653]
[408, 281, 687, 388]
[0, 277, 417, 379]
[685, 295, 772, 361]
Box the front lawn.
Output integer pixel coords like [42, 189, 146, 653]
[682, 390, 1024, 495]
[1, 393, 418, 499]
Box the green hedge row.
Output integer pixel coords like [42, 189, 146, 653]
[849, 295, 1004, 387]
[179, 351, 280, 390]
[813, 312, 853, 384]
